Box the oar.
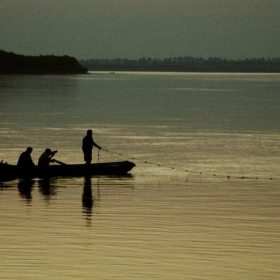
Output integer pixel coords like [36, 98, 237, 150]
[53, 159, 67, 165]
[50, 150, 58, 159]
[49, 150, 67, 165]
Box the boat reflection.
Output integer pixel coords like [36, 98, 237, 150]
[17, 179, 35, 202]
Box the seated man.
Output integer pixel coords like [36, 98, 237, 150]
[38, 148, 57, 167]
[17, 147, 35, 167]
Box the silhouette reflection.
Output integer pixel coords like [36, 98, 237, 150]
[18, 179, 35, 202]
[38, 178, 57, 199]
[82, 176, 94, 225]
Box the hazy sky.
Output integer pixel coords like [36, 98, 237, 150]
[1, 0, 279, 60]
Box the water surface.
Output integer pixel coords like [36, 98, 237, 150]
[0, 72, 280, 279]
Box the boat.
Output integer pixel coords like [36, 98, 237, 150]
[0, 160, 135, 182]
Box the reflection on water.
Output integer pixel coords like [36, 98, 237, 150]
[38, 178, 58, 198]
[82, 176, 94, 225]
[17, 179, 34, 202]
[0, 174, 280, 279]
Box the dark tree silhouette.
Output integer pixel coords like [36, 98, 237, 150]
[0, 50, 88, 74]
[80, 56, 280, 73]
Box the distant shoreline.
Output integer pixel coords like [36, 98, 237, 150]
[2, 50, 280, 74]
[84, 66, 280, 73]
[80, 57, 280, 73]
[0, 50, 88, 75]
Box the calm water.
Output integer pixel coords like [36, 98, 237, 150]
[0, 72, 280, 279]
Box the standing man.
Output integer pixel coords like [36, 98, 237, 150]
[82, 129, 101, 165]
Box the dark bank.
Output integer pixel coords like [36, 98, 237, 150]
[0, 50, 88, 74]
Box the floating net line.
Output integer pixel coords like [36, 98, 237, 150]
[100, 147, 278, 181]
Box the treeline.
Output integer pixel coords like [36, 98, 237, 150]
[0, 50, 88, 74]
[80, 56, 280, 73]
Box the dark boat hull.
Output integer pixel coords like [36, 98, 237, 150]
[0, 161, 135, 182]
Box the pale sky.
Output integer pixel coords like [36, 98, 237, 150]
[1, 0, 279, 60]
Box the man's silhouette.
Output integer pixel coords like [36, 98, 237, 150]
[82, 130, 101, 165]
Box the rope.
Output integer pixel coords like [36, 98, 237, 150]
[99, 148, 158, 177]
[100, 147, 277, 181]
